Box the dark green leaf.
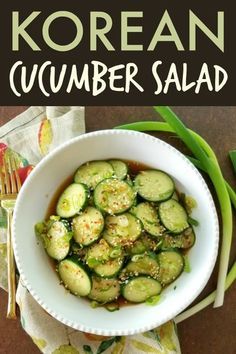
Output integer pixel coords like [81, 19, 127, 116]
[83, 345, 93, 354]
[96, 337, 117, 354]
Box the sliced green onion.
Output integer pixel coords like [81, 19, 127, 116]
[184, 255, 191, 273]
[105, 302, 120, 312]
[87, 258, 102, 268]
[187, 216, 199, 227]
[145, 295, 161, 306]
[90, 300, 99, 309]
[49, 215, 61, 221]
[131, 254, 145, 262]
[110, 247, 122, 259]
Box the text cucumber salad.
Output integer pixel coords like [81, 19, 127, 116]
[35, 160, 197, 310]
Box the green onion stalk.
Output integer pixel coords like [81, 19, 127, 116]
[115, 107, 236, 319]
[229, 151, 236, 174]
[154, 106, 232, 308]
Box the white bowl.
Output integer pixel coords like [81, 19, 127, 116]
[13, 130, 219, 336]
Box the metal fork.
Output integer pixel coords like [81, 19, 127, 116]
[0, 156, 21, 319]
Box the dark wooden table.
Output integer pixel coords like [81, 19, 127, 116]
[0, 106, 235, 354]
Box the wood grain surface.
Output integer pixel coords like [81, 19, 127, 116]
[0, 106, 235, 354]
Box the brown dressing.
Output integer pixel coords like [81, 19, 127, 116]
[126, 160, 149, 176]
[116, 295, 133, 307]
[46, 174, 73, 219]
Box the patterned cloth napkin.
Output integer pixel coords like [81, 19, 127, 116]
[0, 106, 181, 354]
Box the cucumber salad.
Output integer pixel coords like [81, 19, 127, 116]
[35, 159, 197, 310]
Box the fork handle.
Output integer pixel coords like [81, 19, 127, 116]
[6, 209, 17, 319]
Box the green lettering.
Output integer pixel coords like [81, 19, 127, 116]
[189, 10, 224, 52]
[148, 10, 184, 51]
[12, 11, 41, 51]
[90, 12, 115, 51]
[121, 12, 143, 51]
[42, 11, 83, 52]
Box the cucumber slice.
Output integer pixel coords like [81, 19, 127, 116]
[122, 277, 162, 303]
[103, 213, 142, 247]
[94, 257, 123, 278]
[86, 239, 111, 267]
[129, 205, 137, 216]
[125, 239, 147, 255]
[108, 160, 128, 180]
[45, 221, 72, 261]
[121, 255, 159, 280]
[134, 170, 174, 202]
[162, 227, 196, 249]
[157, 250, 184, 285]
[135, 202, 163, 237]
[125, 234, 162, 255]
[94, 178, 136, 215]
[88, 276, 120, 303]
[72, 207, 104, 246]
[74, 161, 114, 189]
[56, 183, 88, 218]
[140, 234, 163, 252]
[181, 227, 196, 248]
[58, 258, 91, 296]
[159, 199, 189, 234]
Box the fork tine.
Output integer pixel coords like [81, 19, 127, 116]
[11, 156, 21, 192]
[8, 157, 17, 194]
[3, 157, 11, 194]
[0, 169, 6, 194]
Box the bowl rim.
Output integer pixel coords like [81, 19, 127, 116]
[12, 129, 219, 335]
